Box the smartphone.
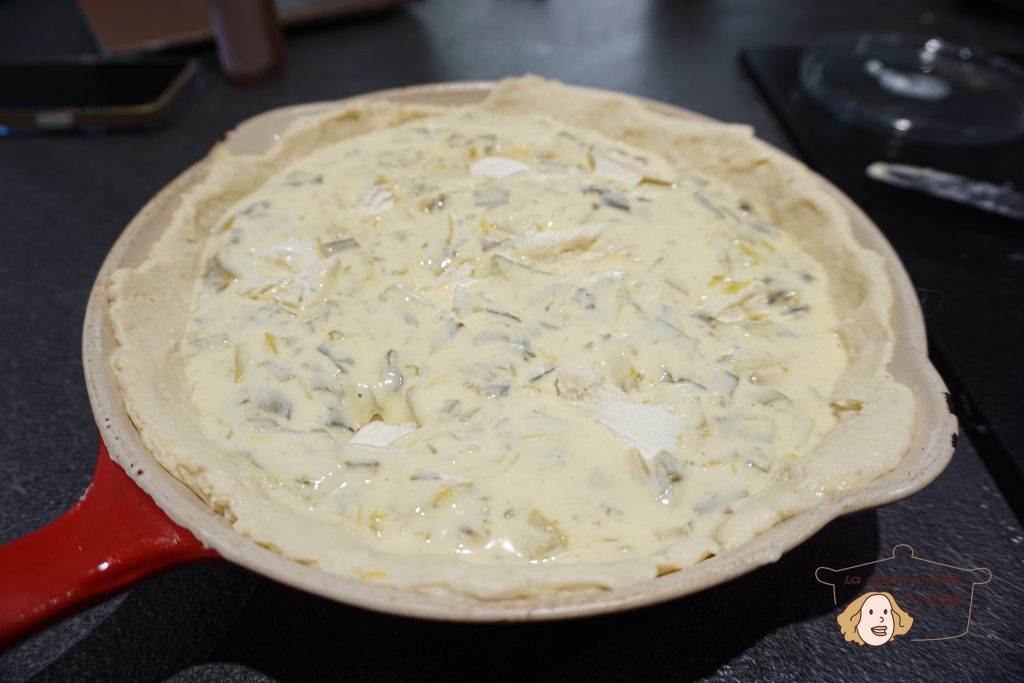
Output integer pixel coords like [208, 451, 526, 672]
[0, 56, 198, 131]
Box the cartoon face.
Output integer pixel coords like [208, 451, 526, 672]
[856, 594, 896, 646]
[836, 590, 913, 646]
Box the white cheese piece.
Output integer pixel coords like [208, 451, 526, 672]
[255, 238, 318, 272]
[451, 282, 474, 318]
[700, 280, 768, 323]
[594, 152, 645, 185]
[349, 421, 418, 447]
[470, 156, 530, 179]
[516, 224, 603, 259]
[593, 149, 672, 186]
[709, 370, 739, 398]
[246, 259, 337, 308]
[591, 400, 686, 461]
[355, 181, 395, 213]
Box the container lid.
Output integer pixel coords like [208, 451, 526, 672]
[800, 34, 1024, 145]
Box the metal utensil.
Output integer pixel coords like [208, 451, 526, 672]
[867, 162, 1024, 220]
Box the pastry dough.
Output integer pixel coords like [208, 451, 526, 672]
[108, 77, 914, 598]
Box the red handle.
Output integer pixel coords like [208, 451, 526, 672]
[0, 437, 220, 650]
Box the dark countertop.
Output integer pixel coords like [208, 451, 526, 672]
[1, 1, 1022, 680]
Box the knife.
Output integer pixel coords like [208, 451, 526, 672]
[866, 162, 1024, 221]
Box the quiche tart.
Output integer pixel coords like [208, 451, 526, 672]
[108, 77, 915, 598]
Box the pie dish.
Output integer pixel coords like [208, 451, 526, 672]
[88, 78, 955, 617]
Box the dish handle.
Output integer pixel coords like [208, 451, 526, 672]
[0, 437, 220, 650]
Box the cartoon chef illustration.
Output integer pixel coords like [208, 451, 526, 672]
[837, 591, 914, 646]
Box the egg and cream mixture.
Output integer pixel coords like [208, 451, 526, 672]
[109, 78, 915, 597]
[183, 113, 843, 565]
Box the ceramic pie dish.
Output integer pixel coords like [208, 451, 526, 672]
[0, 80, 956, 647]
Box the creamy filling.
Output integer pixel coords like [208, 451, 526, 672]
[181, 112, 847, 566]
